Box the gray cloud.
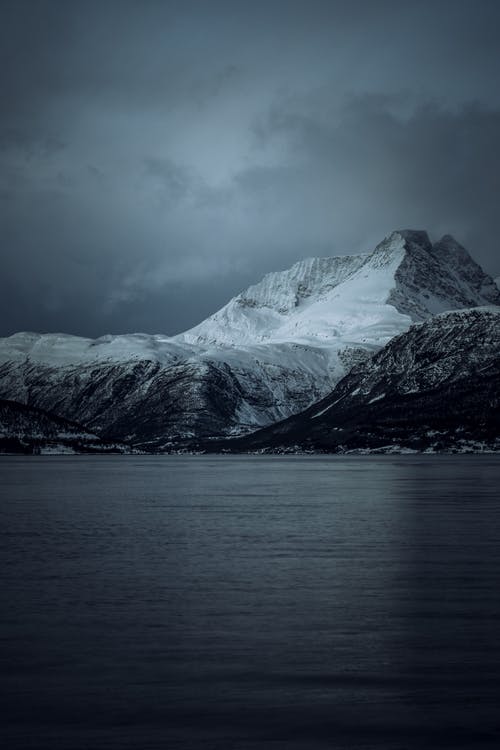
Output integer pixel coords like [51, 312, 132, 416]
[143, 157, 198, 207]
[243, 94, 500, 263]
[1, 0, 500, 337]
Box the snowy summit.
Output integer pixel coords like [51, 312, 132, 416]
[0, 230, 498, 449]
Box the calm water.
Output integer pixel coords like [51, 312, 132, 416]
[1, 455, 500, 749]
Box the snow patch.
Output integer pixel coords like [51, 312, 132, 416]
[368, 393, 386, 404]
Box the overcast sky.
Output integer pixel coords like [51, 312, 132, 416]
[1, 0, 500, 337]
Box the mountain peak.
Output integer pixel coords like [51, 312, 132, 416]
[178, 229, 499, 346]
[367, 229, 431, 269]
[394, 229, 432, 249]
[373, 229, 432, 253]
[438, 233, 458, 244]
[385, 230, 500, 319]
[431, 234, 476, 265]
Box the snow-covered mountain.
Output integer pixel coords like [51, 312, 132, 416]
[178, 230, 498, 345]
[0, 230, 498, 448]
[227, 307, 500, 454]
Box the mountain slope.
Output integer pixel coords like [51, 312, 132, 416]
[0, 398, 131, 454]
[0, 342, 338, 448]
[226, 307, 500, 454]
[178, 230, 499, 346]
[0, 230, 498, 447]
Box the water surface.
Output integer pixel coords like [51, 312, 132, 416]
[1, 455, 500, 749]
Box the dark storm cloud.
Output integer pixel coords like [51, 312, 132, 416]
[143, 157, 197, 207]
[243, 94, 500, 263]
[1, 0, 500, 337]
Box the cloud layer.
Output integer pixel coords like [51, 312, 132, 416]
[2, 0, 500, 336]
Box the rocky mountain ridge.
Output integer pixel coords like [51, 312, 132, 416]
[178, 230, 499, 346]
[0, 230, 498, 449]
[224, 307, 500, 454]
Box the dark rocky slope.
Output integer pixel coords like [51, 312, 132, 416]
[0, 398, 131, 454]
[218, 308, 500, 454]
